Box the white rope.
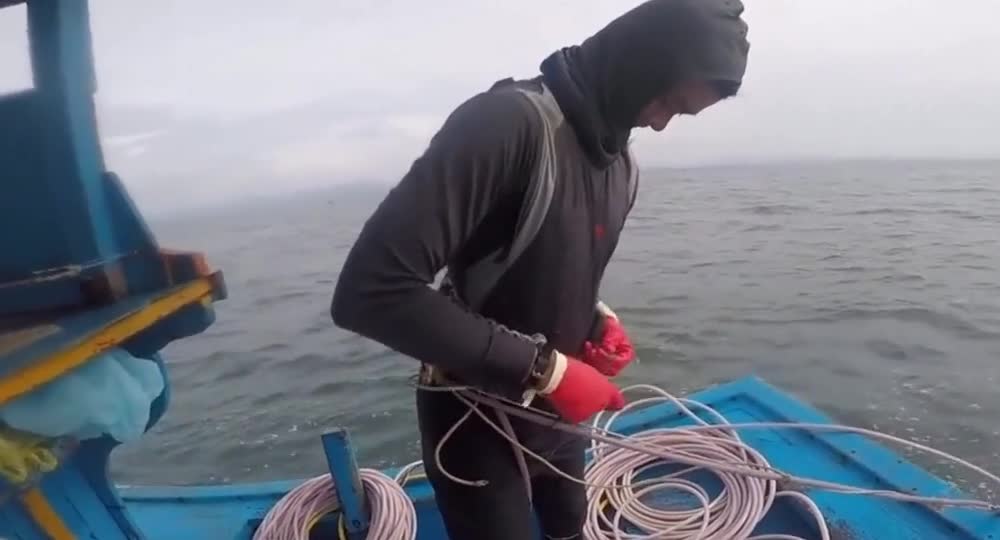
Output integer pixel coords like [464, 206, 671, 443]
[252, 468, 416, 540]
[582, 385, 830, 539]
[445, 383, 998, 538]
[459, 386, 1000, 511]
[254, 382, 999, 540]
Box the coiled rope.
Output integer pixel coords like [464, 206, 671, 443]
[583, 385, 828, 539]
[253, 382, 1000, 540]
[252, 467, 417, 540]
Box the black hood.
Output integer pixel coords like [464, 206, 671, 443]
[540, 0, 750, 168]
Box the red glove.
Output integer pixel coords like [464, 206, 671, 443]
[539, 352, 625, 423]
[581, 302, 635, 377]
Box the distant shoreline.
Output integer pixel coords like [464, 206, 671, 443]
[145, 156, 1000, 222]
[647, 155, 1000, 171]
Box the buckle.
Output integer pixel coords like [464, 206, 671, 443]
[521, 388, 537, 408]
[418, 363, 435, 385]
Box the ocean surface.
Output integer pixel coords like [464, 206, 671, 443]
[112, 160, 1000, 497]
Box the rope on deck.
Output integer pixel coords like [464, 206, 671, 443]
[253, 382, 1000, 540]
[252, 467, 417, 540]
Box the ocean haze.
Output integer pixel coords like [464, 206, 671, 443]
[2, 1, 1000, 214]
[111, 160, 1000, 500]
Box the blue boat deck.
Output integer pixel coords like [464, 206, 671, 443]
[119, 376, 1000, 540]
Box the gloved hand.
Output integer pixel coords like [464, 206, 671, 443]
[581, 301, 635, 377]
[538, 351, 625, 423]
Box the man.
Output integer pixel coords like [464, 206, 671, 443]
[330, 0, 749, 537]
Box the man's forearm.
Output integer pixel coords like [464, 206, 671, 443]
[331, 270, 541, 392]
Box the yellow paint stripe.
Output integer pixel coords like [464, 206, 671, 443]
[0, 278, 215, 405]
[21, 488, 75, 540]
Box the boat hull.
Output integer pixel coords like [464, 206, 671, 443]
[119, 376, 1000, 540]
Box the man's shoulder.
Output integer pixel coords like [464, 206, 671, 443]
[444, 78, 546, 135]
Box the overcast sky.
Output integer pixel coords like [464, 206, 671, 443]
[2, 1, 999, 213]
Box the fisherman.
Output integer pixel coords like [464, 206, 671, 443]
[331, 0, 749, 537]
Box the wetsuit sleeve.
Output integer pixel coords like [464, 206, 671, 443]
[330, 90, 542, 391]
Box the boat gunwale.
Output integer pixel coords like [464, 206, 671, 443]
[117, 376, 997, 539]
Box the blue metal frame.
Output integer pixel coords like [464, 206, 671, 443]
[0, 1, 226, 539]
[321, 429, 371, 540]
[2, 0, 109, 286]
[0, 0, 213, 316]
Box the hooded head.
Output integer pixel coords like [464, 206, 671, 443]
[540, 0, 750, 167]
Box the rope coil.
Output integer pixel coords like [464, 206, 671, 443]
[582, 386, 830, 539]
[253, 382, 999, 540]
[252, 468, 417, 540]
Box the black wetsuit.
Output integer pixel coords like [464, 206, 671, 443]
[331, 1, 749, 538]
